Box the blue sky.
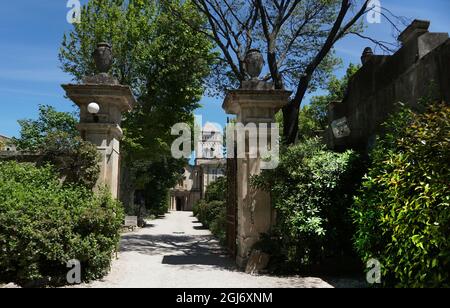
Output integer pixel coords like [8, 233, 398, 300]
[0, 0, 449, 138]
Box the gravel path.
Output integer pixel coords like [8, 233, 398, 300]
[77, 212, 336, 288]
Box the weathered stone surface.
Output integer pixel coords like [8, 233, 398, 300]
[241, 80, 274, 90]
[245, 250, 270, 275]
[327, 20, 450, 152]
[82, 73, 119, 85]
[244, 49, 264, 79]
[223, 83, 291, 268]
[398, 19, 430, 45]
[93, 42, 113, 73]
[61, 44, 136, 199]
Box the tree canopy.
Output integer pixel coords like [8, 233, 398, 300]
[59, 0, 215, 211]
[179, 0, 400, 143]
[14, 105, 78, 152]
[60, 0, 215, 160]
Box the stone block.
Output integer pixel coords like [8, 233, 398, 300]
[245, 250, 270, 275]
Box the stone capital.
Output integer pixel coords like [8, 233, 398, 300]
[77, 123, 124, 140]
[223, 89, 291, 123]
[62, 84, 136, 113]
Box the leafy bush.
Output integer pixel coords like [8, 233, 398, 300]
[209, 208, 227, 243]
[38, 132, 100, 189]
[205, 176, 227, 202]
[0, 161, 124, 286]
[195, 200, 224, 227]
[252, 138, 364, 272]
[195, 200, 226, 243]
[193, 177, 227, 243]
[352, 102, 450, 287]
[13, 105, 100, 189]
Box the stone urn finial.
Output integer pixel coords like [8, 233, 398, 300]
[93, 42, 113, 74]
[244, 49, 264, 80]
[361, 47, 374, 65]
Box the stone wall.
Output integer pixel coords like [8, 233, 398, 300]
[0, 152, 43, 163]
[327, 20, 450, 151]
[0, 135, 17, 153]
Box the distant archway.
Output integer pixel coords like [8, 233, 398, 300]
[176, 197, 184, 211]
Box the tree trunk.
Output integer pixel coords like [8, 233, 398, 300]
[282, 102, 300, 145]
[283, 71, 311, 144]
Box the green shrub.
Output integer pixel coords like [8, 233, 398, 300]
[193, 176, 227, 243]
[252, 138, 364, 272]
[192, 200, 201, 217]
[352, 102, 450, 288]
[0, 161, 124, 286]
[195, 200, 225, 228]
[210, 206, 227, 244]
[205, 176, 227, 202]
[194, 198, 226, 244]
[12, 105, 100, 190]
[38, 132, 100, 190]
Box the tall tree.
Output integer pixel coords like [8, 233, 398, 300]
[183, 0, 399, 144]
[299, 63, 360, 138]
[14, 105, 78, 152]
[60, 0, 215, 210]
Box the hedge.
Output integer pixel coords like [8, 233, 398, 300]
[193, 177, 227, 243]
[352, 102, 450, 287]
[0, 161, 124, 286]
[252, 138, 364, 272]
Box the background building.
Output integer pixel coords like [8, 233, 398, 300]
[169, 123, 225, 211]
[0, 135, 16, 153]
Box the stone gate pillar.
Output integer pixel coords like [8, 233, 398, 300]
[223, 49, 291, 268]
[62, 43, 135, 199]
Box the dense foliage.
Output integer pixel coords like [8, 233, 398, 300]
[60, 0, 215, 212]
[299, 64, 360, 139]
[13, 105, 100, 189]
[0, 161, 124, 286]
[193, 177, 227, 243]
[204, 176, 227, 202]
[352, 102, 450, 287]
[13, 105, 78, 151]
[252, 138, 364, 272]
[124, 159, 185, 216]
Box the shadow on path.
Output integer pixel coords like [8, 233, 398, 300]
[120, 222, 235, 270]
